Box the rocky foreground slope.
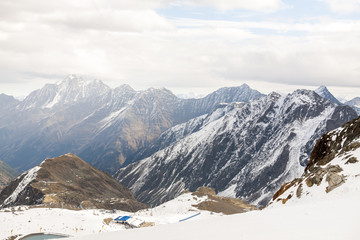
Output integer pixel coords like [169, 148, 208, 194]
[0, 154, 147, 211]
[115, 90, 357, 207]
[271, 115, 360, 205]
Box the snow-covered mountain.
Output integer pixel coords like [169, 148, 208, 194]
[345, 97, 360, 115]
[0, 75, 263, 173]
[18, 75, 111, 110]
[270, 115, 360, 206]
[315, 85, 342, 105]
[114, 90, 357, 207]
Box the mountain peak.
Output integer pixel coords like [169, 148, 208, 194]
[314, 85, 342, 105]
[58, 74, 85, 86]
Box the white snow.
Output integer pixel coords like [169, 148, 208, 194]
[0, 192, 216, 239]
[1, 166, 41, 207]
[70, 192, 359, 240]
[1, 175, 359, 240]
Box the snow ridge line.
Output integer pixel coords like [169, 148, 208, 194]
[2, 166, 41, 207]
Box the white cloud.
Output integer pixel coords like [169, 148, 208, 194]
[319, 0, 360, 13]
[0, 0, 359, 98]
[176, 0, 286, 11]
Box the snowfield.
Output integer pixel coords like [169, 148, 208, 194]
[0, 192, 217, 239]
[1, 189, 359, 240]
[70, 195, 359, 240]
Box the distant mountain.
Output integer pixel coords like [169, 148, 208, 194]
[0, 94, 19, 111]
[271, 115, 360, 206]
[345, 97, 360, 115]
[0, 160, 18, 190]
[114, 90, 357, 207]
[17, 75, 111, 110]
[0, 75, 264, 173]
[0, 153, 148, 211]
[315, 85, 342, 105]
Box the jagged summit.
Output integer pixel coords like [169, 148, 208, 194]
[0, 154, 148, 211]
[315, 85, 342, 105]
[18, 75, 111, 110]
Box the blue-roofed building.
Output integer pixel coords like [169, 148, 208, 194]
[114, 216, 131, 222]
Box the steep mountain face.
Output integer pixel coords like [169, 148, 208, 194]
[114, 90, 357, 207]
[0, 154, 148, 211]
[345, 97, 360, 115]
[0, 76, 263, 173]
[271, 115, 360, 206]
[315, 85, 342, 105]
[0, 160, 18, 190]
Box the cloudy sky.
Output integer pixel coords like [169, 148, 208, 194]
[0, 0, 360, 99]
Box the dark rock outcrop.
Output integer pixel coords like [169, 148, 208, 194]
[271, 115, 360, 205]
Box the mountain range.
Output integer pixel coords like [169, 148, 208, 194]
[114, 89, 357, 207]
[0, 75, 263, 173]
[0, 75, 359, 208]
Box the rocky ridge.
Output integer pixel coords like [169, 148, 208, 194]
[0, 154, 148, 211]
[271, 115, 360, 205]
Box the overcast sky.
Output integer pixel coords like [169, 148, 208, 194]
[0, 0, 360, 99]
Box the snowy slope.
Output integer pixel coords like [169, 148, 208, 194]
[271, 115, 360, 206]
[68, 193, 359, 240]
[0, 191, 219, 239]
[115, 90, 357, 207]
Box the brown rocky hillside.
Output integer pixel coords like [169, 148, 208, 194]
[0, 153, 148, 211]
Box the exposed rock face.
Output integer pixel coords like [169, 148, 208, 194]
[115, 90, 357, 207]
[188, 187, 257, 214]
[271, 116, 360, 205]
[0, 154, 148, 211]
[0, 75, 263, 173]
[0, 160, 18, 190]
